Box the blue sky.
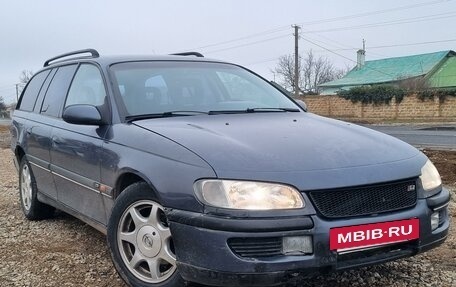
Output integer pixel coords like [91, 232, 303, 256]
[1, 0, 455, 103]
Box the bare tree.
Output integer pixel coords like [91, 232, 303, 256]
[272, 54, 304, 92]
[333, 64, 351, 80]
[302, 50, 314, 92]
[19, 70, 34, 84]
[16, 70, 34, 96]
[0, 96, 7, 118]
[274, 50, 349, 95]
[302, 50, 349, 94]
[397, 76, 429, 91]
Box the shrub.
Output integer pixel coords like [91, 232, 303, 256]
[337, 85, 406, 106]
[416, 88, 456, 103]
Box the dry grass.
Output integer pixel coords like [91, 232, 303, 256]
[0, 125, 9, 133]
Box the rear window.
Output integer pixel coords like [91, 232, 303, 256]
[40, 65, 77, 117]
[17, 70, 51, 111]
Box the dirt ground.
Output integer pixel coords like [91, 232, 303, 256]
[0, 125, 10, 149]
[422, 149, 456, 185]
[0, 127, 455, 287]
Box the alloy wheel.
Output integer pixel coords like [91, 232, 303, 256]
[20, 164, 33, 211]
[117, 200, 176, 283]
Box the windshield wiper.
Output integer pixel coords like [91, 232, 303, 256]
[126, 108, 300, 121]
[125, 111, 208, 122]
[247, 107, 300, 112]
[208, 107, 300, 115]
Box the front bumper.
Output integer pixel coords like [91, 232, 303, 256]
[167, 188, 451, 286]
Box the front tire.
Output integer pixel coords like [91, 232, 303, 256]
[19, 157, 55, 220]
[107, 182, 184, 287]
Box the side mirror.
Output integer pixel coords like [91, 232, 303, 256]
[296, 100, 307, 112]
[62, 105, 104, 125]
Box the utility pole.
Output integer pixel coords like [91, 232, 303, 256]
[292, 25, 301, 97]
[15, 84, 19, 101]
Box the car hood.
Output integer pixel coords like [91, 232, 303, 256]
[134, 113, 426, 189]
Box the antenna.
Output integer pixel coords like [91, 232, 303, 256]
[362, 39, 366, 51]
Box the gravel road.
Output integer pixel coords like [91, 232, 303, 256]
[0, 132, 455, 286]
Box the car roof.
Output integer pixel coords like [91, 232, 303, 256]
[93, 55, 227, 66]
[43, 49, 229, 69]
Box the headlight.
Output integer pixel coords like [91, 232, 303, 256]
[420, 159, 442, 197]
[194, 180, 304, 210]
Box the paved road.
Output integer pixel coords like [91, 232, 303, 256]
[365, 124, 456, 150]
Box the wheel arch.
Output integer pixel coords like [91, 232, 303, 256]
[113, 169, 162, 203]
[107, 173, 183, 286]
[15, 146, 26, 165]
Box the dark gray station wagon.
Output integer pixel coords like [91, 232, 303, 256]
[11, 49, 450, 287]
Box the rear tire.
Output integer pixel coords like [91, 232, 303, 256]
[107, 182, 184, 287]
[19, 157, 55, 220]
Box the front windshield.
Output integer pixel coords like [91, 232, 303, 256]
[110, 61, 299, 117]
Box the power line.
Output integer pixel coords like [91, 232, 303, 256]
[204, 34, 291, 54]
[246, 37, 456, 67]
[302, 12, 456, 34]
[298, 22, 391, 58]
[308, 38, 456, 52]
[184, 26, 289, 51]
[182, 0, 450, 52]
[296, 0, 450, 26]
[176, 1, 455, 76]
[201, 11, 455, 55]
[304, 37, 444, 81]
[301, 32, 390, 58]
[300, 36, 394, 77]
[367, 39, 456, 50]
[0, 84, 25, 93]
[246, 56, 281, 66]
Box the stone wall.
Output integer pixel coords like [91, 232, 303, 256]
[302, 94, 456, 122]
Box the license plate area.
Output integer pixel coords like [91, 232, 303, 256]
[330, 218, 419, 252]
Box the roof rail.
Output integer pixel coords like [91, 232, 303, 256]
[171, 52, 204, 58]
[44, 49, 100, 67]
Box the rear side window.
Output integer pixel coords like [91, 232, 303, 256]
[18, 70, 50, 111]
[33, 69, 57, 113]
[65, 64, 106, 107]
[41, 65, 77, 117]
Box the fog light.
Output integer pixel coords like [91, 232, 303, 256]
[282, 236, 313, 255]
[431, 212, 440, 230]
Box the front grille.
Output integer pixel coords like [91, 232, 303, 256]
[308, 179, 417, 218]
[228, 237, 282, 258]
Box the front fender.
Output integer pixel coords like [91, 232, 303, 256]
[101, 124, 217, 213]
